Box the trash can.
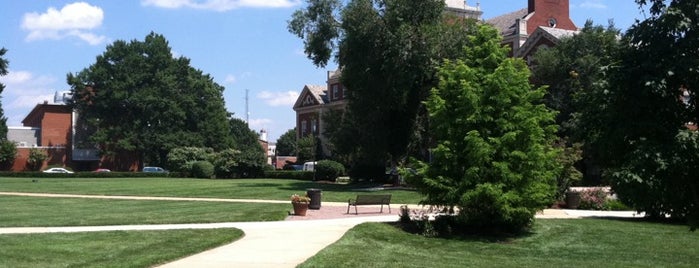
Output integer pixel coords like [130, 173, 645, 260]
[307, 188, 321, 209]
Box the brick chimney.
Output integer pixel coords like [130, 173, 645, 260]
[526, 0, 576, 34]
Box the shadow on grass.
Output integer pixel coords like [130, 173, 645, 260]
[584, 215, 689, 227]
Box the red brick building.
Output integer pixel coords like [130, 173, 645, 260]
[486, 0, 578, 59]
[8, 101, 72, 171]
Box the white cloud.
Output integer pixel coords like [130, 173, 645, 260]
[0, 70, 61, 125]
[141, 0, 301, 11]
[225, 74, 237, 84]
[257, 90, 299, 107]
[248, 118, 273, 131]
[578, 0, 607, 9]
[21, 2, 107, 45]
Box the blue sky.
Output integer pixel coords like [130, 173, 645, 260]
[0, 0, 647, 142]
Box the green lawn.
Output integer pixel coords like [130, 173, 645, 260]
[0, 177, 423, 203]
[0, 195, 289, 227]
[0, 228, 242, 268]
[301, 218, 699, 267]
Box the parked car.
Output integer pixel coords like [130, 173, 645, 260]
[42, 168, 74, 174]
[93, 168, 111, 172]
[303, 161, 316, 172]
[143, 166, 167, 173]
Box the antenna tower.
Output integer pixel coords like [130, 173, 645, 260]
[245, 89, 250, 125]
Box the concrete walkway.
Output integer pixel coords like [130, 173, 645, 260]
[0, 192, 645, 267]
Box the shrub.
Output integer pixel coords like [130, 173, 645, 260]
[315, 160, 345, 181]
[191, 161, 215, 179]
[166, 147, 213, 174]
[0, 140, 17, 170]
[578, 188, 608, 210]
[26, 148, 48, 171]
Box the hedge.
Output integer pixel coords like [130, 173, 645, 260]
[0, 171, 170, 178]
[263, 170, 315, 180]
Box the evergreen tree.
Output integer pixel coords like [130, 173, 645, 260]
[0, 48, 9, 139]
[409, 25, 560, 233]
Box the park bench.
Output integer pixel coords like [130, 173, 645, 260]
[347, 194, 392, 214]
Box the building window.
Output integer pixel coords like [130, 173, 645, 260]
[312, 119, 318, 134]
[332, 84, 339, 100]
[342, 85, 347, 99]
[301, 120, 307, 135]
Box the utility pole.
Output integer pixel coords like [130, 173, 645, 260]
[245, 89, 250, 125]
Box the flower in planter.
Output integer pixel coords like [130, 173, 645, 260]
[291, 194, 311, 203]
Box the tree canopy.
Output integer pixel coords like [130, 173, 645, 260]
[275, 128, 297, 156]
[408, 25, 560, 233]
[0, 47, 9, 139]
[289, 0, 477, 177]
[67, 33, 233, 168]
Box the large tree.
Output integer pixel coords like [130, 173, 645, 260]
[531, 21, 622, 187]
[408, 25, 560, 233]
[577, 0, 699, 228]
[0, 48, 9, 139]
[0, 47, 15, 170]
[275, 128, 297, 156]
[289, 0, 477, 177]
[68, 33, 233, 168]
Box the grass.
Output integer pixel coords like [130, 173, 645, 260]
[301, 218, 699, 267]
[0, 177, 423, 203]
[0, 195, 289, 227]
[0, 228, 242, 268]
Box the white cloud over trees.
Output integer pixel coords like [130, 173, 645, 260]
[21, 2, 106, 45]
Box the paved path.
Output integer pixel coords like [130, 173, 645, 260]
[0, 192, 644, 267]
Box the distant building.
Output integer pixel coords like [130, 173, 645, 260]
[486, 0, 578, 59]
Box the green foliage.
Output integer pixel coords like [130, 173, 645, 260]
[26, 148, 48, 171]
[0, 47, 8, 139]
[410, 25, 560, 233]
[296, 135, 316, 163]
[315, 160, 345, 181]
[568, 1, 699, 229]
[67, 32, 233, 167]
[210, 147, 266, 178]
[166, 147, 213, 174]
[290, 0, 478, 178]
[554, 140, 583, 200]
[190, 161, 214, 179]
[288, 0, 342, 67]
[0, 140, 16, 170]
[275, 128, 296, 156]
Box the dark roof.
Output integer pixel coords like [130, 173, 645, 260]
[486, 8, 528, 36]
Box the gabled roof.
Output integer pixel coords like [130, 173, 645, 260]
[486, 8, 528, 36]
[516, 26, 579, 58]
[293, 84, 327, 110]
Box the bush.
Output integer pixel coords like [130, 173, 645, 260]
[191, 161, 215, 179]
[26, 148, 48, 171]
[166, 147, 213, 174]
[315, 160, 345, 181]
[0, 140, 17, 170]
[578, 188, 608, 210]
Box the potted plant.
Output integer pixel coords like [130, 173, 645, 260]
[291, 194, 311, 216]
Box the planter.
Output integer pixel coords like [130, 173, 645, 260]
[566, 191, 581, 209]
[292, 202, 309, 216]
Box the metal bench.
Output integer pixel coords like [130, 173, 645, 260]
[347, 194, 392, 214]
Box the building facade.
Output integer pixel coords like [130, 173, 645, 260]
[292, 0, 579, 159]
